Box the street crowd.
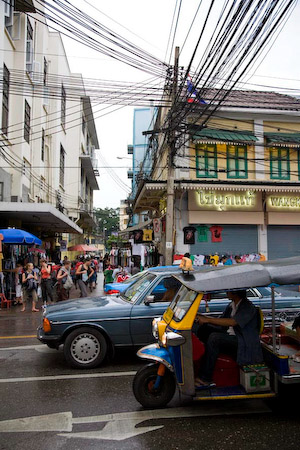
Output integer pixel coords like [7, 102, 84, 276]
[9, 256, 101, 312]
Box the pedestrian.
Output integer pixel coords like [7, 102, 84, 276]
[57, 260, 73, 301]
[103, 265, 114, 288]
[75, 257, 94, 297]
[179, 253, 193, 272]
[113, 265, 122, 280]
[40, 259, 54, 305]
[116, 269, 129, 283]
[15, 262, 23, 305]
[21, 263, 39, 312]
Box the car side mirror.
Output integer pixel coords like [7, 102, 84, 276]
[145, 295, 155, 306]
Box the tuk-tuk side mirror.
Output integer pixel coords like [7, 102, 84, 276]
[145, 295, 155, 306]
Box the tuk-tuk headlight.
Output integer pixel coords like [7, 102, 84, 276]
[152, 317, 161, 338]
[161, 331, 185, 347]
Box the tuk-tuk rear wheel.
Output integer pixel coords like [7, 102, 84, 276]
[133, 363, 176, 408]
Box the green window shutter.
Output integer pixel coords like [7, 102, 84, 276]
[196, 144, 217, 178]
[270, 148, 290, 180]
[227, 145, 247, 179]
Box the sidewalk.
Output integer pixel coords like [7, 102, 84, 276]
[0, 272, 105, 344]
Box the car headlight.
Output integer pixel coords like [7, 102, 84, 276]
[152, 317, 161, 338]
[161, 331, 185, 347]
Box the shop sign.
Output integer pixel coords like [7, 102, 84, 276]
[153, 218, 161, 240]
[59, 240, 67, 251]
[266, 194, 300, 212]
[189, 190, 259, 212]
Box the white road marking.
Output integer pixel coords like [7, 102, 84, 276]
[0, 371, 137, 384]
[0, 402, 271, 441]
[0, 344, 44, 351]
[0, 344, 61, 353]
[60, 418, 163, 441]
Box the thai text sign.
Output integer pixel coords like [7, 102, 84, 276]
[188, 190, 261, 212]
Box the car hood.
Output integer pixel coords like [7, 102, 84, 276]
[45, 295, 129, 317]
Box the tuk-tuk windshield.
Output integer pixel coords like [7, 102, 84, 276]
[169, 286, 198, 322]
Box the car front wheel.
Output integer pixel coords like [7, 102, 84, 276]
[64, 327, 107, 369]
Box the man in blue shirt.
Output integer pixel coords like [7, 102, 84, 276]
[195, 290, 263, 388]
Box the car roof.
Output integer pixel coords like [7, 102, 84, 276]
[147, 266, 182, 273]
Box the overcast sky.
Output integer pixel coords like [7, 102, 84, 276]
[61, 0, 300, 209]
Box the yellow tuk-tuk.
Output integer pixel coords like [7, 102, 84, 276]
[133, 257, 300, 408]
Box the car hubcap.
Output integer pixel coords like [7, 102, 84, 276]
[71, 333, 100, 364]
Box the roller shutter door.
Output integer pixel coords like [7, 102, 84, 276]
[268, 226, 300, 259]
[190, 225, 258, 255]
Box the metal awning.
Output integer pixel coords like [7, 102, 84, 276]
[133, 183, 167, 213]
[77, 210, 97, 229]
[176, 182, 300, 193]
[119, 219, 152, 236]
[265, 132, 300, 147]
[15, 0, 35, 12]
[0, 203, 83, 234]
[192, 127, 258, 144]
[80, 155, 99, 190]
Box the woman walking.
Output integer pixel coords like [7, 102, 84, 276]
[75, 257, 94, 297]
[21, 263, 39, 312]
[40, 259, 54, 305]
[57, 260, 73, 301]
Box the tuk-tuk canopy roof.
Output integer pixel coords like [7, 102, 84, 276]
[174, 257, 300, 293]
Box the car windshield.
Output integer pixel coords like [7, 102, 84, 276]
[169, 286, 198, 322]
[121, 273, 156, 303]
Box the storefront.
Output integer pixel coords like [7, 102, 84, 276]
[266, 192, 300, 259]
[182, 186, 300, 261]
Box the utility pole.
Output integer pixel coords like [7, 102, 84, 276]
[165, 46, 179, 265]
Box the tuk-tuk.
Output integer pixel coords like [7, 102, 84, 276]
[133, 257, 300, 408]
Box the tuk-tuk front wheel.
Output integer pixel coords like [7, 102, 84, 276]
[133, 363, 176, 408]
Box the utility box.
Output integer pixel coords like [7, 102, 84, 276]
[240, 365, 270, 393]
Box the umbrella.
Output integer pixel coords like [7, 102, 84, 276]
[68, 244, 98, 252]
[0, 229, 42, 245]
[27, 247, 46, 253]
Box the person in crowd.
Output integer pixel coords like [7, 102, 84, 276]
[235, 255, 242, 264]
[88, 259, 97, 292]
[116, 269, 129, 283]
[113, 265, 122, 280]
[180, 253, 193, 272]
[195, 290, 263, 388]
[57, 260, 73, 301]
[161, 278, 181, 302]
[40, 259, 54, 305]
[15, 262, 24, 305]
[70, 261, 77, 288]
[76, 257, 94, 297]
[103, 265, 114, 288]
[21, 263, 39, 312]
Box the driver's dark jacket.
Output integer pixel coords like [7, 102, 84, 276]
[222, 298, 263, 365]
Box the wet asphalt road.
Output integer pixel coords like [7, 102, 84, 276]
[0, 280, 299, 450]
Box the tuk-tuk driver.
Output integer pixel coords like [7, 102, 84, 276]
[195, 290, 263, 388]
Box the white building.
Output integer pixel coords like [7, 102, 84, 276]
[119, 199, 129, 231]
[0, 0, 99, 258]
